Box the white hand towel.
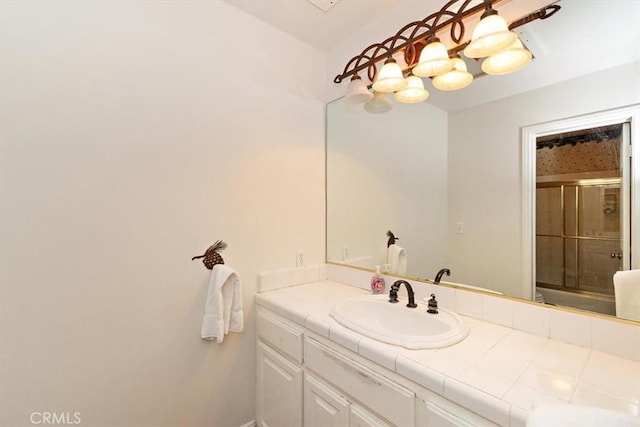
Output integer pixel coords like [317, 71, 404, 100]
[613, 270, 640, 322]
[201, 264, 244, 343]
[387, 244, 407, 275]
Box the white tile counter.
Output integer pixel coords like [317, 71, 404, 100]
[255, 279, 640, 426]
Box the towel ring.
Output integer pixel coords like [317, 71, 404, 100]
[192, 240, 227, 269]
[387, 230, 399, 248]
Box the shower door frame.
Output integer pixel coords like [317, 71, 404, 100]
[536, 177, 624, 296]
[521, 105, 640, 301]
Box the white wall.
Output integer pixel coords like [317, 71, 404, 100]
[447, 62, 640, 297]
[0, 1, 325, 426]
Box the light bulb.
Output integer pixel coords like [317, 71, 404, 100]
[463, 9, 517, 58]
[481, 36, 532, 75]
[412, 38, 452, 77]
[364, 91, 393, 113]
[344, 75, 373, 104]
[394, 76, 429, 103]
[372, 58, 406, 93]
[432, 57, 473, 91]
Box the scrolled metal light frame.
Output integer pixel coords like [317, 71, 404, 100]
[333, 0, 561, 85]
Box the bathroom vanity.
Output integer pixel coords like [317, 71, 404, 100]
[256, 290, 495, 426]
[255, 265, 640, 427]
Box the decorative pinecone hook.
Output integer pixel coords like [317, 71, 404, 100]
[192, 240, 227, 270]
[387, 230, 399, 248]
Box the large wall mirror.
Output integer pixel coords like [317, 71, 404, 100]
[326, 0, 640, 321]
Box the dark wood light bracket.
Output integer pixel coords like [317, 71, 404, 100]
[333, 0, 561, 85]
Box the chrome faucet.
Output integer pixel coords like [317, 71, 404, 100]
[389, 280, 417, 308]
[434, 268, 450, 284]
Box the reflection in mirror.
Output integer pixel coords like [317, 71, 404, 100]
[326, 0, 640, 320]
[326, 99, 447, 280]
[535, 124, 626, 316]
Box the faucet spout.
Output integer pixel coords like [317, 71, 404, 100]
[434, 268, 450, 284]
[389, 280, 417, 308]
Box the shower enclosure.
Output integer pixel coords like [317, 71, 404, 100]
[535, 124, 627, 315]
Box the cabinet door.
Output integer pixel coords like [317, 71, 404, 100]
[305, 337, 415, 427]
[257, 341, 303, 427]
[350, 404, 392, 427]
[425, 402, 473, 427]
[304, 373, 349, 427]
[416, 397, 497, 427]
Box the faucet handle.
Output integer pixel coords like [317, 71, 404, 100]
[389, 286, 399, 303]
[427, 294, 438, 314]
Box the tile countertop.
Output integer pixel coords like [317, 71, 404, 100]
[255, 280, 640, 426]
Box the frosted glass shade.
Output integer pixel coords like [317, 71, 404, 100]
[463, 12, 517, 58]
[432, 57, 473, 91]
[394, 76, 429, 103]
[481, 37, 532, 75]
[344, 75, 373, 104]
[372, 59, 406, 93]
[364, 91, 393, 113]
[412, 39, 452, 77]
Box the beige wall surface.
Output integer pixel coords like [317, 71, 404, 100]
[447, 62, 640, 297]
[326, 99, 448, 279]
[0, 1, 326, 426]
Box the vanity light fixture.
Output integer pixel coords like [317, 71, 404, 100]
[364, 91, 394, 113]
[345, 75, 374, 104]
[481, 36, 533, 75]
[372, 58, 406, 93]
[412, 37, 452, 77]
[432, 55, 473, 91]
[333, 0, 561, 113]
[463, 6, 516, 58]
[395, 76, 430, 103]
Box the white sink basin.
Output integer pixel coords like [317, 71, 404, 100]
[330, 294, 469, 349]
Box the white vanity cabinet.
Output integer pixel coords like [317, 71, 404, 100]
[415, 397, 499, 427]
[304, 372, 392, 427]
[304, 372, 350, 426]
[305, 337, 414, 427]
[256, 308, 304, 427]
[256, 307, 404, 426]
[350, 403, 393, 427]
[256, 342, 303, 427]
[256, 305, 497, 427]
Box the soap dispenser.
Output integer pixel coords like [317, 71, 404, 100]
[371, 265, 386, 294]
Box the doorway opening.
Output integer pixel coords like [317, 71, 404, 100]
[521, 105, 640, 317]
[535, 124, 625, 315]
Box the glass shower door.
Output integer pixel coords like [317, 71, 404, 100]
[536, 180, 622, 297]
[535, 122, 629, 305]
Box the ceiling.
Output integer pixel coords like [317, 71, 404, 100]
[223, 0, 408, 52]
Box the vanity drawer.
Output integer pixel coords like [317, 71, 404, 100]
[257, 308, 304, 363]
[305, 337, 415, 427]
